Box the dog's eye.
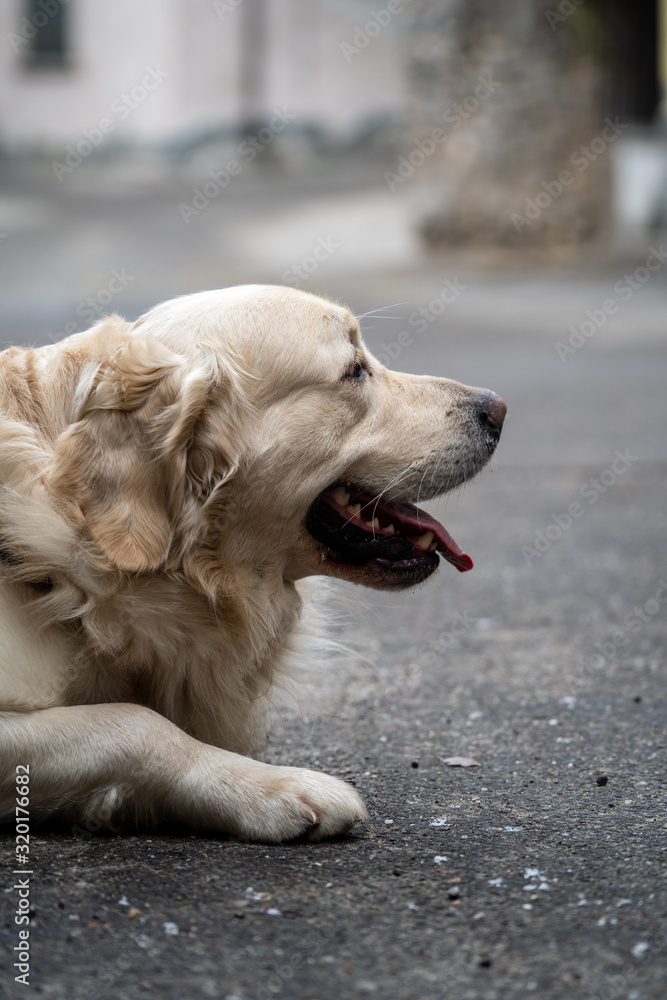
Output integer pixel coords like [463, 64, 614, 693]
[343, 355, 370, 382]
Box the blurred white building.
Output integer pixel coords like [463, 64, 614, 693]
[0, 0, 408, 152]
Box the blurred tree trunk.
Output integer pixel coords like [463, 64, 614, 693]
[404, 0, 609, 249]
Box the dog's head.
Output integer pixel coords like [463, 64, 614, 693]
[48, 286, 505, 591]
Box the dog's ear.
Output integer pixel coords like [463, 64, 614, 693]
[49, 331, 222, 573]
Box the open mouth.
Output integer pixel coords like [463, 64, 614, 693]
[306, 484, 472, 587]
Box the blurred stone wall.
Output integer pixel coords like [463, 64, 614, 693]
[403, 0, 610, 249]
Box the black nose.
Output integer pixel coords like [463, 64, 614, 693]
[479, 393, 507, 432]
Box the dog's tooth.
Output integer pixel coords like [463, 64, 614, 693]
[370, 518, 380, 529]
[347, 503, 361, 517]
[330, 487, 350, 506]
[415, 531, 435, 550]
[385, 524, 396, 534]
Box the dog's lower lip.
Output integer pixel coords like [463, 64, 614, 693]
[306, 484, 473, 574]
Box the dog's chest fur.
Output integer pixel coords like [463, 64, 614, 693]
[1, 568, 303, 754]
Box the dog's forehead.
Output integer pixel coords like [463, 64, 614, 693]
[141, 286, 358, 354]
[248, 287, 359, 348]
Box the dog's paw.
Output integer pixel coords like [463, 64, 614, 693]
[238, 766, 368, 843]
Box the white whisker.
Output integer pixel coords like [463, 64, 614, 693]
[338, 466, 417, 530]
[356, 302, 407, 322]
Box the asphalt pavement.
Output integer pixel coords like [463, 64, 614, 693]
[0, 153, 665, 1000]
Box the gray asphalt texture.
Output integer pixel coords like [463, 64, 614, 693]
[0, 153, 666, 1000]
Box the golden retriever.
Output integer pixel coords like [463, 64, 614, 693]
[0, 285, 505, 841]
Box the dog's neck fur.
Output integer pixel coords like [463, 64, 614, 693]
[62, 567, 304, 754]
[0, 328, 126, 442]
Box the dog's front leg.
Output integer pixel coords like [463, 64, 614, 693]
[0, 704, 367, 842]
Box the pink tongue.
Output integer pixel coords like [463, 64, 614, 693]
[380, 498, 473, 573]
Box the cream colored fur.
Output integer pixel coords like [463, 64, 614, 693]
[0, 285, 497, 841]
